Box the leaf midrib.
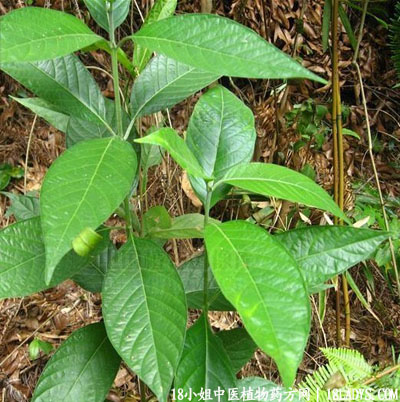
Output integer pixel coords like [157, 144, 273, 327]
[61, 335, 108, 401]
[209, 223, 283, 363]
[134, 35, 270, 72]
[133, 61, 199, 119]
[1, 33, 100, 55]
[295, 235, 386, 263]
[50, 138, 114, 271]
[29, 62, 114, 135]
[0, 251, 43, 276]
[217, 175, 334, 211]
[130, 237, 164, 398]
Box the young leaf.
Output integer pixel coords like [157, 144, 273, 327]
[66, 98, 132, 147]
[141, 138, 164, 170]
[11, 97, 70, 133]
[338, 4, 357, 51]
[40, 137, 137, 284]
[1, 55, 112, 131]
[178, 254, 233, 311]
[0, 7, 101, 63]
[132, 14, 326, 83]
[275, 226, 389, 290]
[342, 128, 360, 139]
[216, 328, 257, 373]
[175, 314, 237, 402]
[73, 241, 116, 293]
[0, 218, 88, 299]
[29, 338, 53, 360]
[186, 85, 256, 206]
[83, 0, 130, 33]
[2, 191, 40, 221]
[322, 0, 332, 52]
[216, 163, 347, 221]
[134, 0, 177, 72]
[102, 236, 187, 402]
[135, 128, 210, 179]
[204, 220, 310, 387]
[130, 54, 219, 119]
[32, 322, 120, 402]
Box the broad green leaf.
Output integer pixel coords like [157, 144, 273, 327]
[147, 213, 215, 239]
[1, 55, 113, 131]
[0, 218, 88, 299]
[275, 226, 389, 290]
[204, 220, 310, 387]
[216, 328, 257, 373]
[237, 377, 301, 402]
[11, 97, 69, 132]
[186, 85, 256, 206]
[73, 241, 116, 293]
[175, 314, 237, 402]
[83, 0, 130, 33]
[142, 206, 172, 237]
[216, 163, 347, 221]
[32, 322, 120, 402]
[103, 236, 187, 402]
[134, 0, 177, 72]
[135, 128, 210, 179]
[130, 54, 219, 119]
[140, 127, 166, 191]
[141, 139, 164, 170]
[132, 14, 326, 83]
[178, 254, 233, 311]
[2, 191, 40, 221]
[40, 137, 137, 283]
[66, 98, 132, 147]
[0, 7, 101, 63]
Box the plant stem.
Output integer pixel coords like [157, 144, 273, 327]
[363, 363, 400, 386]
[351, 0, 400, 297]
[203, 189, 212, 317]
[107, 1, 138, 242]
[107, 3, 124, 138]
[332, 0, 350, 347]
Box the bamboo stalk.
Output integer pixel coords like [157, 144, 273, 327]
[332, 0, 351, 346]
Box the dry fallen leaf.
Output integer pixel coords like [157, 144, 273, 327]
[181, 171, 202, 208]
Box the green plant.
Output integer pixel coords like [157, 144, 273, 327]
[352, 182, 400, 290]
[299, 347, 400, 402]
[0, 163, 24, 190]
[0, 2, 391, 401]
[285, 99, 357, 151]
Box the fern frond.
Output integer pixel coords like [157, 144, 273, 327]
[321, 347, 372, 380]
[390, 2, 400, 79]
[298, 362, 337, 402]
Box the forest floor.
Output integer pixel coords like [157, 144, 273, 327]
[1, 0, 400, 401]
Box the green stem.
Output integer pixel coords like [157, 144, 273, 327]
[107, 1, 136, 242]
[203, 189, 212, 317]
[111, 47, 124, 137]
[107, 3, 124, 138]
